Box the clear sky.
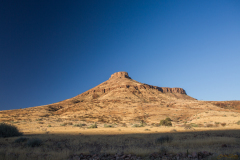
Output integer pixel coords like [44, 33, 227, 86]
[1, 0, 240, 110]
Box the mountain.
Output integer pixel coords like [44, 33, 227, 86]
[0, 71, 240, 130]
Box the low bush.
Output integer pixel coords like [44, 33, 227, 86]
[184, 124, 192, 130]
[14, 137, 28, 143]
[92, 94, 99, 99]
[159, 118, 172, 126]
[236, 121, 240, 125]
[221, 123, 226, 127]
[0, 123, 23, 138]
[88, 123, 97, 128]
[72, 99, 80, 104]
[27, 138, 42, 147]
[190, 123, 198, 127]
[104, 124, 114, 128]
[155, 135, 173, 145]
[206, 124, 214, 127]
[73, 123, 83, 127]
[132, 123, 144, 127]
[121, 123, 127, 127]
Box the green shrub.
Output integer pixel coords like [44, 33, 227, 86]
[88, 123, 97, 128]
[14, 137, 28, 143]
[27, 138, 42, 147]
[155, 135, 173, 145]
[190, 123, 199, 127]
[48, 125, 51, 127]
[165, 117, 172, 122]
[0, 123, 23, 138]
[139, 120, 147, 127]
[236, 121, 240, 125]
[159, 118, 172, 126]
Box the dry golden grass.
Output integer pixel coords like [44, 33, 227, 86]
[0, 128, 239, 160]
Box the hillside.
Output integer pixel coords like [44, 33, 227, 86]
[0, 71, 240, 133]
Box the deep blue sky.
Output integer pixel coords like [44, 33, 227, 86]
[1, 0, 240, 110]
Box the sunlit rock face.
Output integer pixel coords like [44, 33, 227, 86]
[109, 71, 131, 79]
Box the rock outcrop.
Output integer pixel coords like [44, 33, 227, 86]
[79, 71, 187, 96]
[109, 71, 131, 79]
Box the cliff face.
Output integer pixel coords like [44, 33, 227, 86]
[79, 71, 187, 96]
[109, 71, 131, 79]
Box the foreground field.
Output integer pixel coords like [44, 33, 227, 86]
[0, 126, 240, 160]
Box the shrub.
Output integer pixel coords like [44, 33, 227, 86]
[236, 121, 240, 125]
[48, 125, 51, 127]
[27, 138, 42, 147]
[132, 123, 145, 127]
[60, 123, 67, 126]
[155, 135, 173, 145]
[206, 124, 214, 127]
[121, 123, 127, 127]
[40, 114, 49, 117]
[73, 123, 83, 127]
[139, 120, 147, 127]
[104, 124, 114, 128]
[14, 137, 28, 143]
[72, 99, 80, 104]
[88, 123, 97, 128]
[0, 123, 23, 138]
[190, 123, 198, 127]
[165, 117, 172, 122]
[159, 118, 172, 126]
[221, 123, 226, 127]
[184, 124, 192, 130]
[92, 94, 99, 99]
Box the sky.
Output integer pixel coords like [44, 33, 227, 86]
[0, 0, 240, 110]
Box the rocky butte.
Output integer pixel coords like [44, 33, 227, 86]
[79, 71, 188, 96]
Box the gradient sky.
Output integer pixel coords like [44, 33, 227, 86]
[1, 0, 240, 110]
